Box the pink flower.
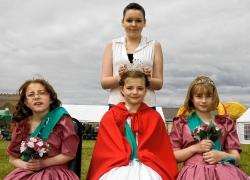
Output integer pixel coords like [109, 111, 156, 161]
[27, 141, 34, 148]
[20, 137, 50, 162]
[192, 122, 221, 143]
[37, 141, 44, 147]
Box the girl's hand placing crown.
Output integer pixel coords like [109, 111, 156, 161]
[142, 66, 152, 77]
[118, 64, 128, 77]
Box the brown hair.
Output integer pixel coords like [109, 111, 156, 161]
[119, 70, 150, 88]
[183, 75, 220, 113]
[122, 2, 146, 21]
[13, 79, 61, 122]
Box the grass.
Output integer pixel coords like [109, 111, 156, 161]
[0, 140, 95, 180]
[82, 140, 95, 179]
[0, 141, 15, 178]
[1, 141, 249, 180]
[240, 144, 250, 174]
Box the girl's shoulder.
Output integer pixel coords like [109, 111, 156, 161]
[10, 118, 29, 142]
[172, 116, 188, 124]
[214, 115, 235, 131]
[12, 118, 29, 132]
[215, 115, 234, 124]
[56, 115, 74, 128]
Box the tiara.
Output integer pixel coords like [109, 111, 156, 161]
[126, 63, 144, 72]
[193, 76, 215, 86]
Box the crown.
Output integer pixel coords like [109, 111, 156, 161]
[126, 63, 144, 72]
[193, 75, 215, 86]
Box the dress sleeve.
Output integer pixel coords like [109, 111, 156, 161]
[6, 125, 20, 158]
[58, 116, 80, 157]
[169, 117, 184, 149]
[223, 118, 241, 152]
[6, 121, 29, 158]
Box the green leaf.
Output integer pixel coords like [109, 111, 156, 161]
[20, 154, 30, 162]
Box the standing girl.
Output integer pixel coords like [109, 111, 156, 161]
[88, 70, 177, 180]
[101, 2, 163, 107]
[170, 75, 249, 179]
[4, 79, 79, 180]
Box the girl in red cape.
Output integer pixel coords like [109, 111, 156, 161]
[87, 70, 177, 180]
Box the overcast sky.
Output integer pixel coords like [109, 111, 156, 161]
[0, 0, 249, 107]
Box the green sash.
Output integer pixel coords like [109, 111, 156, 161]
[125, 122, 138, 160]
[187, 112, 221, 150]
[187, 112, 236, 165]
[30, 107, 69, 140]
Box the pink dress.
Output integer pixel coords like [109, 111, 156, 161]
[4, 116, 79, 180]
[170, 116, 249, 180]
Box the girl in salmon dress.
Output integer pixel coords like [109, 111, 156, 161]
[4, 78, 79, 180]
[170, 75, 249, 180]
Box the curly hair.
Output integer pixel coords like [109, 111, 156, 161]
[119, 70, 150, 88]
[13, 79, 61, 122]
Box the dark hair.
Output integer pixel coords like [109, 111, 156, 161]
[123, 2, 146, 21]
[119, 70, 150, 88]
[13, 79, 61, 122]
[183, 75, 220, 113]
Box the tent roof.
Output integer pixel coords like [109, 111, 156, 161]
[237, 108, 250, 123]
[62, 104, 109, 123]
[62, 104, 165, 123]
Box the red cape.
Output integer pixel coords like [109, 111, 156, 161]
[87, 103, 177, 180]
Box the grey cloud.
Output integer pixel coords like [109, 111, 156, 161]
[0, 0, 249, 107]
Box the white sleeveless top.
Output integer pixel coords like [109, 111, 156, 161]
[108, 36, 156, 107]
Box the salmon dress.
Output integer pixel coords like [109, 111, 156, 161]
[4, 116, 79, 180]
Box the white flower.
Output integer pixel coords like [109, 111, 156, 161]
[38, 148, 46, 157]
[197, 127, 202, 132]
[29, 137, 37, 143]
[20, 141, 27, 153]
[27, 141, 34, 148]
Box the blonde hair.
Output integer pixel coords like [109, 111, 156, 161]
[183, 75, 220, 113]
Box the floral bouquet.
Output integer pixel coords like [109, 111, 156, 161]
[20, 137, 50, 162]
[192, 122, 221, 142]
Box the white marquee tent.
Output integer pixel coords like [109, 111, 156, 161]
[63, 104, 109, 123]
[62, 104, 165, 123]
[236, 108, 250, 144]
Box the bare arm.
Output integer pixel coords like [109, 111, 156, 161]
[100, 42, 119, 89]
[174, 139, 213, 163]
[203, 149, 240, 165]
[9, 154, 74, 171]
[9, 156, 30, 169]
[40, 153, 74, 167]
[148, 42, 163, 90]
[225, 149, 240, 163]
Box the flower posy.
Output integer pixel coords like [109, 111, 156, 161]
[20, 137, 50, 162]
[192, 122, 221, 142]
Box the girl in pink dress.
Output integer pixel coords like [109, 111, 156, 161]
[170, 75, 249, 180]
[4, 79, 79, 180]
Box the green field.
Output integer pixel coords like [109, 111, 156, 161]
[1, 141, 249, 179]
[0, 140, 95, 180]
